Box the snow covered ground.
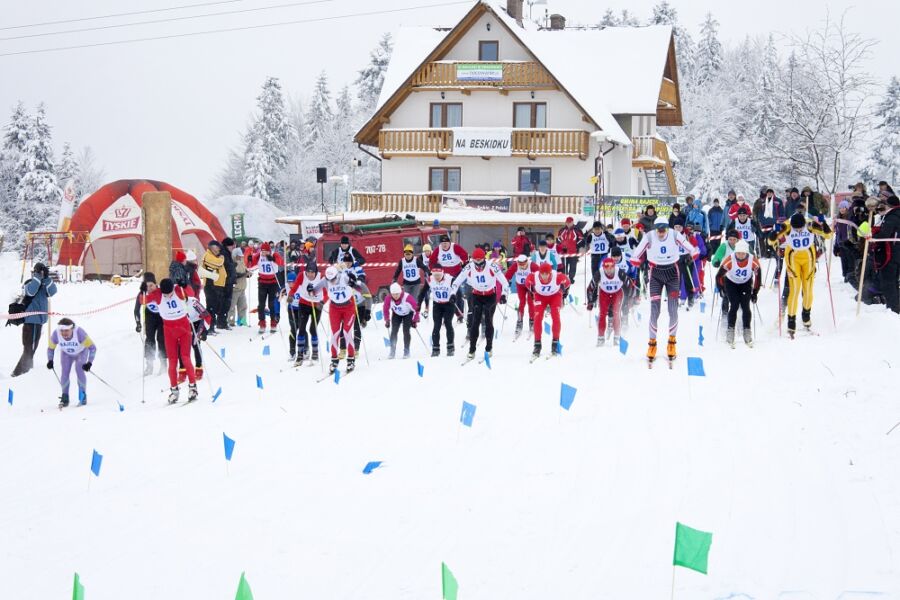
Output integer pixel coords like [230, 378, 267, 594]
[1, 251, 899, 599]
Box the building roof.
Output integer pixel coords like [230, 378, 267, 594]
[362, 1, 677, 147]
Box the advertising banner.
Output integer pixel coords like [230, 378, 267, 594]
[451, 128, 512, 157]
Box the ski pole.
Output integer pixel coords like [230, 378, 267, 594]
[88, 370, 126, 397]
[51, 366, 61, 385]
[310, 303, 325, 374]
[353, 300, 370, 367]
[413, 326, 431, 352]
[824, 237, 837, 329]
[202, 339, 234, 372]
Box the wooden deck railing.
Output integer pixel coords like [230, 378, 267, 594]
[379, 129, 589, 159]
[411, 61, 556, 89]
[350, 193, 584, 215]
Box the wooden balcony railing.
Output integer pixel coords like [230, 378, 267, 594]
[411, 61, 556, 89]
[379, 129, 590, 159]
[659, 77, 678, 107]
[658, 77, 682, 126]
[350, 193, 584, 215]
[632, 136, 676, 195]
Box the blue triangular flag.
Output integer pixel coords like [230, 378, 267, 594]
[78, 389, 86, 405]
[619, 337, 629, 355]
[7, 389, 12, 405]
[698, 325, 704, 347]
[362, 460, 382, 474]
[262, 345, 270, 356]
[117, 401, 125, 412]
[483, 351, 491, 370]
[560, 383, 577, 411]
[212, 387, 222, 402]
[383, 337, 391, 348]
[417, 361, 424, 377]
[544, 322, 551, 335]
[334, 369, 341, 384]
[687, 357, 706, 377]
[375, 310, 383, 321]
[558, 342, 563, 355]
[460, 401, 476, 427]
[256, 375, 263, 389]
[90, 449, 103, 477]
[700, 301, 707, 314]
[223, 433, 235, 461]
[220, 347, 225, 358]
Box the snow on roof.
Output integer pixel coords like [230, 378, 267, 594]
[280, 210, 580, 225]
[373, 2, 674, 147]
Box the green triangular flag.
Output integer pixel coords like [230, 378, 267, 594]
[72, 572, 85, 600]
[235, 572, 254, 600]
[441, 562, 458, 600]
[673, 522, 713, 574]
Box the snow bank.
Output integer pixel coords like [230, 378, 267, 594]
[0, 255, 899, 599]
[203, 195, 293, 241]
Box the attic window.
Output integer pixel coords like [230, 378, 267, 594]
[479, 41, 499, 61]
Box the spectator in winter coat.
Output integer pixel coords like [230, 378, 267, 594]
[556, 216, 584, 281]
[752, 188, 784, 233]
[723, 190, 737, 216]
[184, 250, 201, 297]
[878, 181, 896, 201]
[637, 205, 657, 234]
[199, 241, 227, 334]
[784, 188, 802, 216]
[511, 226, 533, 257]
[873, 196, 900, 313]
[169, 251, 190, 288]
[708, 198, 725, 235]
[219, 237, 237, 329]
[801, 186, 828, 218]
[228, 248, 249, 326]
[12, 262, 58, 377]
[833, 201, 855, 281]
[727, 194, 752, 225]
[685, 197, 709, 237]
[668, 203, 686, 229]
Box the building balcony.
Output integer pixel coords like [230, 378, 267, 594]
[658, 77, 681, 126]
[350, 192, 585, 215]
[378, 128, 590, 159]
[632, 135, 677, 195]
[410, 61, 556, 91]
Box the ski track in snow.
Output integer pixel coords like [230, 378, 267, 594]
[0, 252, 899, 599]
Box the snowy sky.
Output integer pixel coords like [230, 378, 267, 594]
[0, 0, 896, 198]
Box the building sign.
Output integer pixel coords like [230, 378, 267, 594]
[443, 195, 511, 213]
[451, 128, 512, 157]
[602, 195, 683, 220]
[231, 213, 245, 239]
[456, 63, 503, 81]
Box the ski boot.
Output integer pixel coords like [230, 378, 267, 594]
[787, 315, 797, 338]
[646, 339, 657, 362]
[187, 383, 198, 402]
[550, 339, 560, 356]
[612, 335, 620, 346]
[195, 367, 204, 381]
[431, 346, 440, 357]
[59, 393, 69, 408]
[515, 319, 523, 336]
[467, 351, 476, 360]
[422, 308, 429, 320]
[388, 347, 396, 360]
[597, 334, 605, 347]
[311, 346, 319, 362]
[269, 319, 279, 335]
[666, 335, 677, 360]
[743, 327, 753, 347]
[446, 345, 455, 357]
[329, 359, 339, 374]
[258, 321, 266, 335]
[346, 357, 356, 373]
[532, 341, 542, 359]
[167, 386, 179, 404]
[726, 327, 736, 348]
[403, 347, 411, 359]
[801, 308, 812, 330]
[78, 390, 87, 406]
[143, 357, 154, 376]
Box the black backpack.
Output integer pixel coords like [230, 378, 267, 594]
[6, 281, 43, 327]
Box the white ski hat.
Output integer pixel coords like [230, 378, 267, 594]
[325, 266, 338, 280]
[389, 282, 402, 296]
[654, 217, 669, 229]
[734, 240, 750, 255]
[516, 254, 528, 263]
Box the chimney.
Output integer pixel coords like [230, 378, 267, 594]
[506, 0, 524, 25]
[549, 13, 566, 31]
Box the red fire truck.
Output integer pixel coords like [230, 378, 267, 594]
[315, 218, 448, 300]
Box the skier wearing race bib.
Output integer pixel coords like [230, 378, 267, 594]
[429, 234, 469, 318]
[715, 240, 761, 347]
[427, 264, 458, 356]
[248, 242, 285, 334]
[630, 217, 698, 364]
[733, 206, 757, 253]
[310, 266, 363, 374]
[504, 254, 539, 337]
[46, 318, 96, 408]
[586, 257, 632, 347]
[392, 244, 430, 302]
[710, 228, 740, 329]
[768, 213, 833, 336]
[450, 247, 509, 359]
[584, 221, 615, 277]
[531, 238, 558, 270]
[524, 262, 571, 358]
[286, 261, 326, 364]
[144, 279, 198, 403]
[383, 282, 420, 359]
[556, 216, 584, 281]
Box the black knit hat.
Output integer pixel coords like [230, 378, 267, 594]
[340, 236, 350, 244]
[790, 213, 806, 229]
[143, 272, 157, 283]
[222, 237, 235, 247]
[159, 278, 175, 294]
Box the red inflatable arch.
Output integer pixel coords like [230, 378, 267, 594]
[57, 179, 227, 277]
